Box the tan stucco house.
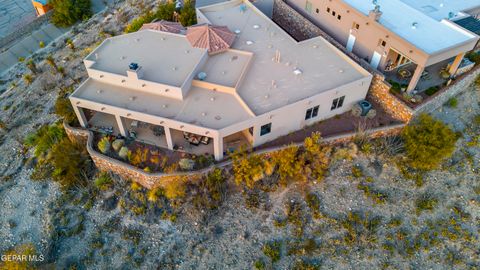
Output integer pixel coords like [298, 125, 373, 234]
[69, 0, 372, 160]
[283, 0, 480, 92]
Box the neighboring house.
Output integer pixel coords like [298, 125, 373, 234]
[31, 0, 52, 16]
[69, 0, 372, 161]
[283, 0, 480, 92]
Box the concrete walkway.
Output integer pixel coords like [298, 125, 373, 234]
[0, 0, 113, 75]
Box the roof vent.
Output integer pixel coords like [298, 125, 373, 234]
[411, 22, 418, 29]
[215, 115, 222, 120]
[253, 24, 260, 29]
[368, 1, 382, 22]
[127, 62, 143, 79]
[293, 69, 303, 75]
[197, 72, 207, 80]
[234, 29, 241, 34]
[246, 40, 254, 45]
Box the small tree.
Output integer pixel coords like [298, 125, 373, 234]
[178, 0, 197, 26]
[178, 158, 195, 170]
[23, 74, 34, 85]
[155, 1, 176, 21]
[401, 114, 457, 171]
[231, 148, 265, 189]
[164, 178, 186, 200]
[50, 0, 92, 27]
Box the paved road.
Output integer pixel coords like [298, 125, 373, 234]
[0, 0, 113, 75]
[0, 0, 36, 38]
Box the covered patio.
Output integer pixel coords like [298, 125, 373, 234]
[86, 110, 120, 135]
[223, 128, 253, 154]
[123, 118, 169, 149]
[170, 128, 215, 157]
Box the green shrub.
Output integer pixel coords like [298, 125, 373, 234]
[112, 139, 124, 152]
[425, 86, 440, 96]
[305, 192, 321, 218]
[155, 2, 176, 21]
[263, 240, 282, 263]
[125, 11, 156, 33]
[24, 123, 66, 160]
[178, 158, 195, 170]
[446, 97, 458, 108]
[401, 114, 457, 171]
[97, 137, 111, 154]
[94, 171, 113, 190]
[50, 0, 92, 27]
[178, 0, 197, 26]
[118, 146, 129, 160]
[55, 87, 78, 124]
[231, 148, 265, 189]
[164, 178, 186, 200]
[466, 51, 480, 65]
[39, 41, 45, 48]
[254, 259, 266, 270]
[205, 168, 225, 202]
[415, 192, 438, 213]
[49, 138, 90, 189]
[23, 74, 34, 85]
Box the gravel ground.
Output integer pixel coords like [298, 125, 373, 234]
[0, 1, 479, 269]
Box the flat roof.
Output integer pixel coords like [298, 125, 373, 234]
[399, 0, 480, 21]
[199, 0, 368, 114]
[72, 79, 252, 129]
[343, 0, 478, 54]
[86, 31, 206, 87]
[199, 49, 252, 88]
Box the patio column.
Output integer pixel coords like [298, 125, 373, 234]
[406, 65, 425, 92]
[164, 126, 174, 150]
[73, 106, 88, 128]
[213, 135, 224, 161]
[448, 53, 465, 76]
[115, 115, 128, 137]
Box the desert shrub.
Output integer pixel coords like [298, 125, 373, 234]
[415, 192, 438, 213]
[263, 240, 282, 263]
[24, 123, 66, 160]
[55, 87, 78, 125]
[125, 11, 156, 33]
[155, 1, 176, 20]
[147, 187, 165, 202]
[50, 138, 90, 189]
[178, 0, 197, 26]
[231, 148, 265, 189]
[285, 200, 307, 236]
[130, 181, 142, 191]
[178, 158, 195, 170]
[118, 146, 129, 159]
[475, 75, 480, 87]
[50, 0, 92, 27]
[254, 259, 266, 270]
[270, 145, 305, 185]
[388, 80, 401, 94]
[26, 59, 38, 74]
[39, 41, 45, 48]
[205, 168, 225, 202]
[425, 86, 440, 96]
[302, 132, 331, 181]
[446, 97, 458, 108]
[94, 171, 113, 190]
[341, 210, 382, 246]
[351, 165, 363, 178]
[97, 137, 111, 154]
[293, 258, 321, 270]
[305, 192, 321, 218]
[401, 114, 457, 171]
[23, 74, 34, 85]
[164, 178, 186, 200]
[112, 139, 124, 152]
[128, 148, 149, 167]
[0, 243, 36, 269]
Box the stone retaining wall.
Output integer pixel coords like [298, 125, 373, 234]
[415, 65, 480, 114]
[64, 120, 405, 189]
[367, 74, 414, 122]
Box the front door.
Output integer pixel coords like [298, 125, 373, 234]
[346, 34, 356, 52]
[370, 51, 382, 69]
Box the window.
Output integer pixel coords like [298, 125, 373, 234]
[353, 22, 360, 30]
[305, 0, 312, 13]
[337, 14, 342, 20]
[379, 39, 387, 47]
[305, 105, 320, 120]
[332, 11, 336, 16]
[316, 8, 319, 13]
[260, 123, 272, 136]
[248, 127, 253, 136]
[331, 96, 345, 110]
[326, 7, 330, 13]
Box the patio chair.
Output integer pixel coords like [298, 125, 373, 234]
[200, 136, 210, 145]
